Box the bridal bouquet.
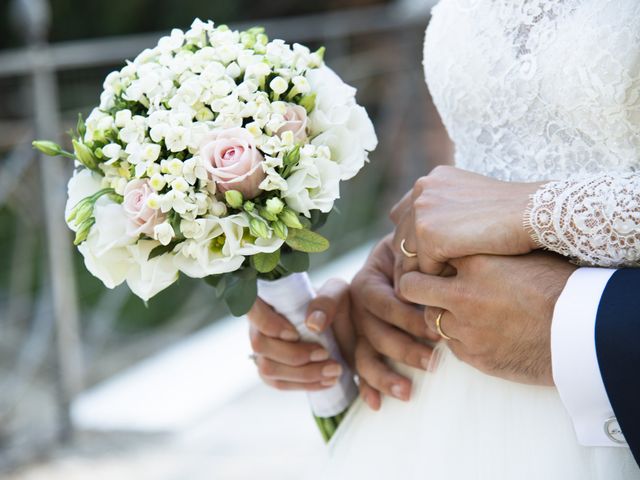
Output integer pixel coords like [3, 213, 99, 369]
[34, 19, 376, 441]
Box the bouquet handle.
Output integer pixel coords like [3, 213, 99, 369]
[257, 273, 358, 425]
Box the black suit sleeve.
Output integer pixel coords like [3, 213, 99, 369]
[595, 269, 640, 465]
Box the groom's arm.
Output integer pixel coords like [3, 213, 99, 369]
[553, 268, 639, 462]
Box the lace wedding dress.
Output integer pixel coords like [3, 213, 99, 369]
[315, 0, 640, 478]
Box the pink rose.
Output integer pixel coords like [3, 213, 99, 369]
[201, 127, 266, 200]
[277, 104, 308, 142]
[123, 179, 165, 237]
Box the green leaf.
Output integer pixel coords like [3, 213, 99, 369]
[286, 228, 330, 253]
[251, 251, 281, 273]
[205, 274, 228, 297]
[280, 250, 310, 273]
[204, 275, 224, 288]
[148, 242, 178, 260]
[310, 210, 330, 230]
[224, 269, 258, 317]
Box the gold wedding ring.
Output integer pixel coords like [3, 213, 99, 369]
[435, 310, 453, 341]
[400, 239, 417, 258]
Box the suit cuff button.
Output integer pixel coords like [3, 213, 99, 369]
[604, 417, 627, 445]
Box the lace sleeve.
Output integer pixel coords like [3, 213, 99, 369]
[525, 173, 640, 268]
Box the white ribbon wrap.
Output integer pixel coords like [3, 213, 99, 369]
[257, 272, 358, 418]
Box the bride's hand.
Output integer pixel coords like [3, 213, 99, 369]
[390, 166, 543, 275]
[351, 235, 440, 410]
[248, 279, 355, 392]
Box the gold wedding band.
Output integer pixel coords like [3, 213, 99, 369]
[400, 239, 417, 258]
[435, 310, 453, 341]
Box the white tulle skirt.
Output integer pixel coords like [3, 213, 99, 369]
[313, 345, 640, 480]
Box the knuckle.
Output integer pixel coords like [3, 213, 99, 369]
[257, 358, 275, 378]
[272, 380, 286, 391]
[289, 350, 309, 367]
[415, 216, 435, 240]
[431, 165, 453, 178]
[249, 328, 263, 353]
[403, 346, 422, 367]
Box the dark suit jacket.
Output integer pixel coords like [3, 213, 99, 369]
[596, 269, 640, 466]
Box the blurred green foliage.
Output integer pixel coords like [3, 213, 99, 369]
[0, 0, 385, 48]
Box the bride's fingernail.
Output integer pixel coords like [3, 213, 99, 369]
[280, 330, 300, 342]
[306, 311, 327, 332]
[321, 378, 338, 387]
[322, 364, 342, 377]
[310, 349, 330, 362]
[391, 384, 408, 401]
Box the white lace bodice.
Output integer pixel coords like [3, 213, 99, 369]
[423, 0, 640, 266]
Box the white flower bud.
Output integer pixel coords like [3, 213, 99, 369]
[195, 106, 215, 122]
[280, 130, 295, 146]
[171, 177, 189, 192]
[146, 193, 161, 210]
[246, 122, 262, 137]
[167, 158, 184, 176]
[141, 143, 161, 162]
[154, 222, 175, 246]
[113, 177, 129, 196]
[265, 197, 285, 215]
[270, 77, 288, 95]
[102, 143, 122, 160]
[226, 62, 241, 79]
[246, 62, 271, 79]
[292, 76, 310, 94]
[146, 163, 161, 177]
[115, 110, 133, 128]
[270, 101, 287, 115]
[210, 200, 227, 217]
[149, 174, 167, 191]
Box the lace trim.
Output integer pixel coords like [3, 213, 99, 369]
[527, 173, 640, 267]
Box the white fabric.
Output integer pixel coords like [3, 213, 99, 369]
[317, 0, 640, 478]
[552, 268, 618, 446]
[257, 273, 357, 418]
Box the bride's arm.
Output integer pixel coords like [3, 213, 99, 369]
[526, 172, 640, 268]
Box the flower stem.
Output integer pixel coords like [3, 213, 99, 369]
[313, 409, 348, 443]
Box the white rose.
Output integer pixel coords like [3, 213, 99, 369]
[312, 126, 369, 181]
[284, 157, 341, 217]
[125, 240, 180, 301]
[173, 218, 245, 278]
[78, 236, 130, 290]
[347, 105, 378, 152]
[92, 203, 138, 254]
[76, 203, 138, 289]
[306, 66, 357, 133]
[219, 214, 284, 256]
[65, 169, 102, 227]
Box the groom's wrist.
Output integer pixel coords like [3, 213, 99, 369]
[551, 268, 620, 447]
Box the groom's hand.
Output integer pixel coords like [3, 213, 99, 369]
[248, 279, 355, 392]
[351, 235, 439, 410]
[399, 252, 577, 385]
